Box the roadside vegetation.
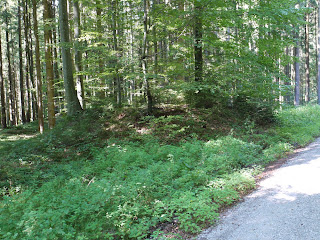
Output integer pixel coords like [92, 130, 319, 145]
[1, 105, 320, 239]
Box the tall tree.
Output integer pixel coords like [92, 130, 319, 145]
[0, 27, 7, 129]
[111, 0, 122, 107]
[43, 0, 56, 128]
[305, 0, 310, 103]
[294, 23, 300, 106]
[32, 0, 45, 133]
[18, 0, 26, 123]
[27, 1, 37, 121]
[23, 0, 31, 122]
[59, 0, 82, 115]
[73, 0, 85, 108]
[5, 10, 16, 126]
[96, 0, 104, 98]
[142, 0, 153, 113]
[194, 0, 203, 83]
[284, 46, 291, 104]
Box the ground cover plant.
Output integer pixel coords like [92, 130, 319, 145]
[1, 105, 320, 239]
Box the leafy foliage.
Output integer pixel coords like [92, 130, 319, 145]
[1, 105, 320, 239]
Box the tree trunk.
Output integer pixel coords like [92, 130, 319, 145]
[112, 0, 122, 107]
[96, 0, 105, 98]
[59, 0, 82, 115]
[294, 30, 300, 106]
[73, 0, 85, 108]
[52, 0, 63, 112]
[23, 0, 31, 123]
[0, 27, 7, 129]
[284, 46, 291, 104]
[142, 0, 153, 114]
[5, 13, 16, 126]
[305, 0, 310, 103]
[44, 0, 56, 129]
[32, 0, 45, 133]
[194, 0, 203, 83]
[18, 0, 26, 123]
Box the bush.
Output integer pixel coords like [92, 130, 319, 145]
[203, 136, 263, 174]
[2, 105, 320, 239]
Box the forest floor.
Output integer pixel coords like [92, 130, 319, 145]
[197, 137, 320, 240]
[1, 105, 320, 239]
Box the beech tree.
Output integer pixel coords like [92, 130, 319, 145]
[32, 0, 44, 133]
[43, 0, 55, 128]
[59, 0, 82, 115]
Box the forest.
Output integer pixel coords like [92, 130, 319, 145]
[1, 0, 320, 239]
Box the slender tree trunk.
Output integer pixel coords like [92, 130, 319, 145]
[112, 0, 122, 107]
[284, 46, 291, 104]
[52, 0, 60, 82]
[96, 0, 104, 98]
[25, 4, 37, 121]
[29, 22, 37, 121]
[73, 0, 85, 108]
[23, 0, 31, 122]
[18, 0, 26, 123]
[5, 14, 16, 126]
[194, 0, 203, 83]
[142, 0, 153, 114]
[294, 30, 300, 106]
[12, 49, 18, 124]
[0, 27, 7, 129]
[32, 0, 45, 133]
[44, 0, 56, 128]
[27, 7, 38, 121]
[305, 1, 310, 103]
[52, 0, 63, 112]
[59, 0, 82, 115]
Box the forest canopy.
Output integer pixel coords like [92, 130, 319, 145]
[0, 0, 317, 130]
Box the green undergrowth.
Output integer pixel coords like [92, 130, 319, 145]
[1, 105, 320, 239]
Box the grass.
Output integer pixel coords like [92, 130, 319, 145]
[1, 105, 320, 239]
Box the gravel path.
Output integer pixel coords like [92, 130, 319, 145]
[197, 138, 320, 240]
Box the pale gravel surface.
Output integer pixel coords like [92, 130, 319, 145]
[197, 137, 320, 240]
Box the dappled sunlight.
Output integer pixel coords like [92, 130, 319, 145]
[0, 134, 36, 142]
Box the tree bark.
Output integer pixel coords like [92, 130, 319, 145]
[294, 31, 300, 106]
[43, 0, 56, 128]
[96, 0, 105, 98]
[284, 46, 291, 104]
[28, 11, 38, 122]
[0, 27, 7, 129]
[111, 0, 122, 107]
[5, 13, 16, 126]
[59, 0, 82, 115]
[142, 0, 153, 114]
[23, 0, 31, 122]
[18, 0, 26, 123]
[32, 0, 45, 133]
[194, 0, 203, 83]
[305, 0, 310, 103]
[73, 0, 85, 109]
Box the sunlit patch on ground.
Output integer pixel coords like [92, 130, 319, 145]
[0, 134, 37, 142]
